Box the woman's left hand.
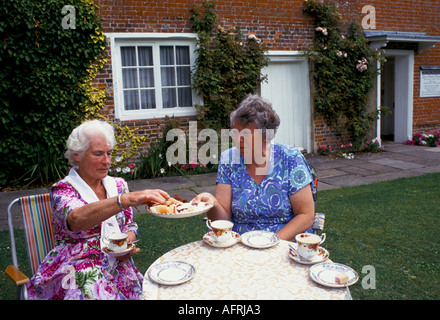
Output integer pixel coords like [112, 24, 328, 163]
[116, 232, 137, 261]
[192, 192, 216, 205]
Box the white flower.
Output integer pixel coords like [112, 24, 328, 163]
[247, 33, 261, 43]
[122, 167, 130, 174]
[337, 51, 343, 57]
[160, 168, 165, 174]
[342, 153, 355, 159]
[115, 167, 121, 173]
[315, 27, 328, 36]
[356, 58, 368, 72]
[115, 156, 123, 163]
[168, 161, 172, 167]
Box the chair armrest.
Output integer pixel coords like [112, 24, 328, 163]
[5, 265, 29, 286]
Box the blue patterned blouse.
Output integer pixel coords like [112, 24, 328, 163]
[216, 143, 314, 234]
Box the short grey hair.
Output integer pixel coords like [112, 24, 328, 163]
[230, 94, 280, 141]
[64, 119, 116, 166]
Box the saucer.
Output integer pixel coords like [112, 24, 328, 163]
[102, 243, 135, 257]
[203, 231, 240, 248]
[288, 243, 329, 265]
[309, 262, 359, 287]
[148, 261, 195, 285]
[240, 231, 280, 249]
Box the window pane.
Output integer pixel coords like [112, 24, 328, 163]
[139, 68, 154, 87]
[178, 87, 192, 107]
[160, 46, 174, 65]
[177, 66, 191, 85]
[140, 89, 156, 109]
[124, 90, 139, 110]
[121, 47, 136, 66]
[122, 68, 138, 89]
[162, 88, 177, 108]
[138, 46, 153, 66]
[176, 46, 190, 65]
[161, 67, 176, 86]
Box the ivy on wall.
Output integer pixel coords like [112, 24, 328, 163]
[303, 0, 385, 146]
[0, 0, 145, 188]
[190, 0, 269, 131]
[0, 0, 108, 187]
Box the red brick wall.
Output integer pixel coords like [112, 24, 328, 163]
[364, 0, 440, 136]
[94, 0, 440, 153]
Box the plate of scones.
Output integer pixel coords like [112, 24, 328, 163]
[148, 196, 213, 219]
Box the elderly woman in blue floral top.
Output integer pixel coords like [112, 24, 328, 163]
[194, 94, 315, 241]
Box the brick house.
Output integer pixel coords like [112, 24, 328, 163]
[93, 0, 440, 154]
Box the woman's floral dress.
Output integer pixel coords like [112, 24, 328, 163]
[217, 143, 314, 234]
[26, 177, 144, 300]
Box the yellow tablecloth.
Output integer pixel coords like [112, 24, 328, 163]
[143, 239, 350, 300]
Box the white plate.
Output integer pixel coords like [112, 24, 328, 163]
[288, 243, 330, 265]
[102, 244, 135, 257]
[240, 231, 280, 249]
[203, 231, 241, 248]
[147, 261, 196, 285]
[148, 202, 213, 219]
[309, 262, 359, 288]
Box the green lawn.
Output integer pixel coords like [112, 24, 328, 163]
[1, 172, 439, 300]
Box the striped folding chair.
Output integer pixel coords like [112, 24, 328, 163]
[5, 193, 55, 300]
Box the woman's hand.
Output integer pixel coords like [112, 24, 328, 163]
[116, 232, 137, 261]
[192, 192, 216, 205]
[192, 186, 231, 221]
[122, 189, 170, 208]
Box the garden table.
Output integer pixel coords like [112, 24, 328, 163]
[142, 239, 351, 300]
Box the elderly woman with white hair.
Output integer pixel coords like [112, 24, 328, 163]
[27, 119, 169, 300]
[194, 94, 315, 241]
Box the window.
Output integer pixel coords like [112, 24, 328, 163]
[111, 34, 199, 120]
[121, 46, 156, 110]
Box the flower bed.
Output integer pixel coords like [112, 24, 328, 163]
[407, 131, 440, 147]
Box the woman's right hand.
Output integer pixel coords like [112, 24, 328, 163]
[123, 189, 170, 208]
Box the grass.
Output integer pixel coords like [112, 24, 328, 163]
[1, 172, 439, 300]
[315, 172, 440, 300]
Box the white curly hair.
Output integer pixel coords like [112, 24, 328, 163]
[64, 119, 116, 166]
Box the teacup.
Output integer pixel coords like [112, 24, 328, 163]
[206, 219, 234, 243]
[294, 233, 326, 260]
[104, 232, 128, 252]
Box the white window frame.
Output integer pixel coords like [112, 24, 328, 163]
[107, 33, 201, 121]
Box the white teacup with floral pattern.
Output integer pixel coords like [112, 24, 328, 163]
[295, 233, 326, 260]
[206, 219, 234, 243]
[104, 232, 128, 252]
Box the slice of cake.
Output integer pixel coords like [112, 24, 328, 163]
[335, 273, 349, 284]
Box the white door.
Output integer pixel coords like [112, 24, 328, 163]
[261, 53, 312, 152]
[379, 49, 414, 143]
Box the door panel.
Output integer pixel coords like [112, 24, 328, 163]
[261, 58, 311, 151]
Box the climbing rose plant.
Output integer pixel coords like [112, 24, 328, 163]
[304, 0, 385, 147]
